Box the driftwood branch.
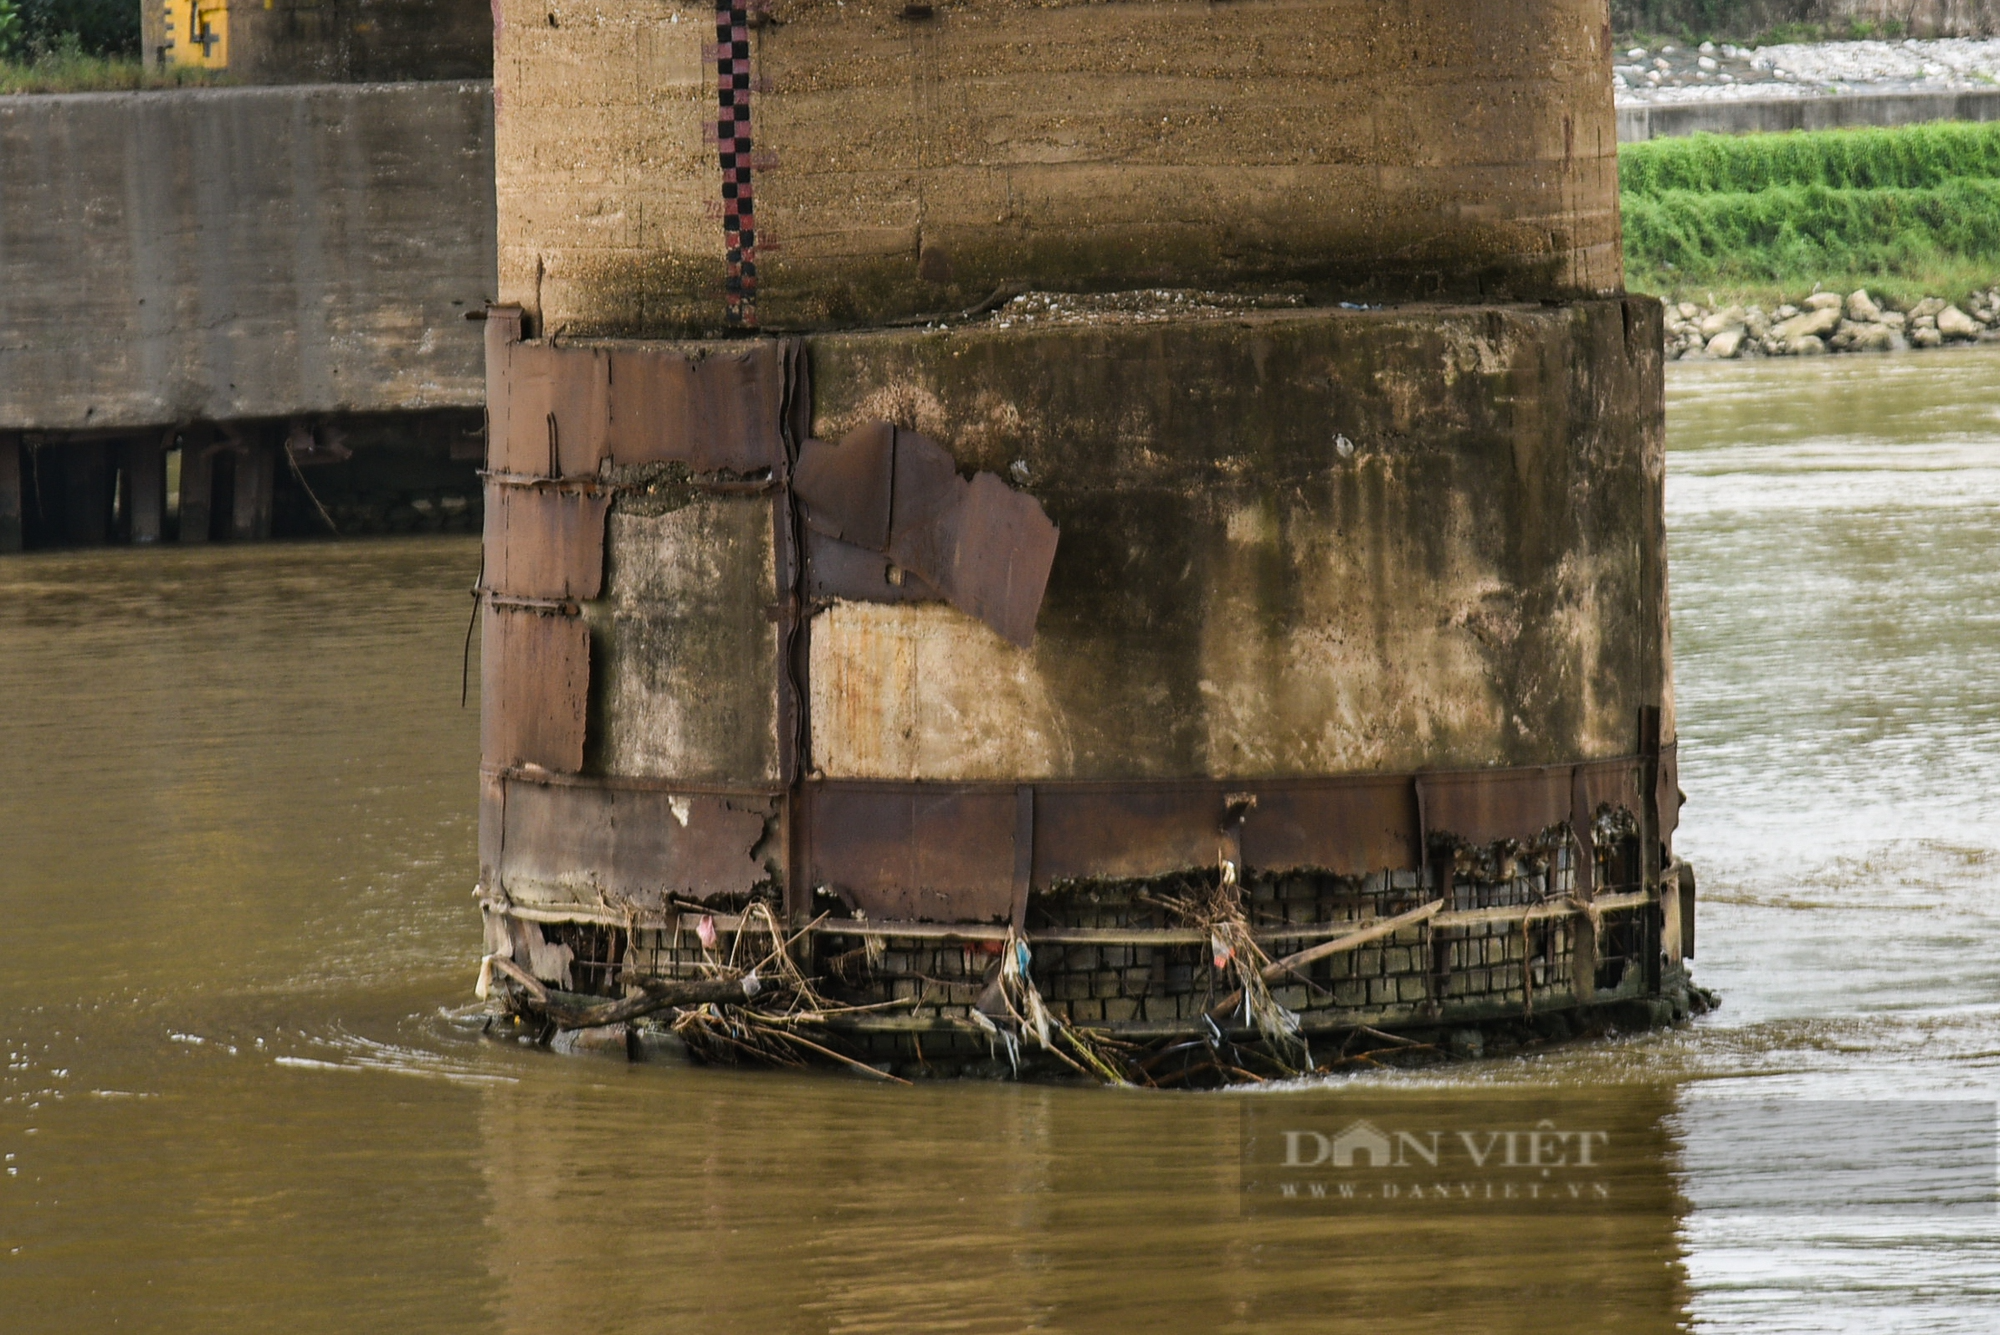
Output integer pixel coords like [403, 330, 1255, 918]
[490, 955, 749, 1030]
[1208, 899, 1445, 1020]
[1261, 899, 1445, 985]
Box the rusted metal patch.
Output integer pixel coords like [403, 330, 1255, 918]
[1031, 783, 1224, 884]
[811, 763, 1634, 918]
[806, 781, 1018, 923]
[480, 606, 590, 773]
[795, 422, 1059, 647]
[1032, 776, 1420, 885]
[606, 345, 785, 474]
[1573, 756, 1644, 828]
[485, 309, 786, 478]
[1239, 776, 1422, 877]
[1572, 757, 1644, 898]
[484, 483, 612, 601]
[795, 419, 892, 546]
[478, 767, 506, 890]
[494, 341, 612, 478]
[1417, 764, 1573, 846]
[944, 472, 1062, 647]
[802, 529, 943, 603]
[1656, 740, 1680, 840]
[483, 307, 525, 467]
[495, 773, 771, 910]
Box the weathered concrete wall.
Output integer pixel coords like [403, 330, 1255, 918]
[591, 496, 783, 784]
[495, 0, 1625, 337]
[142, 0, 493, 83]
[0, 81, 496, 433]
[799, 300, 1669, 783]
[1618, 87, 2000, 139]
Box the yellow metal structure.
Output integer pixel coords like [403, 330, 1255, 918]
[162, 0, 228, 69]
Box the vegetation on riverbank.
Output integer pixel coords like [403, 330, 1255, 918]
[0, 49, 228, 93]
[0, 0, 214, 93]
[1622, 121, 2000, 308]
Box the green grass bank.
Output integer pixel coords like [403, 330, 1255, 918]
[1621, 121, 2000, 309]
[0, 51, 227, 93]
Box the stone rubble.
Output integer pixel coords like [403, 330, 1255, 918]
[1615, 36, 2000, 104]
[1660, 285, 2000, 359]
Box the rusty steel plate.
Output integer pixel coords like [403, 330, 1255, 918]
[794, 422, 1059, 647]
[483, 308, 525, 468]
[796, 761, 1650, 926]
[796, 421, 893, 547]
[1032, 782, 1225, 885]
[483, 483, 612, 601]
[944, 471, 1062, 649]
[1417, 764, 1574, 846]
[801, 529, 942, 603]
[1656, 740, 1680, 840]
[480, 605, 590, 773]
[493, 341, 612, 478]
[606, 344, 785, 474]
[1573, 756, 1644, 827]
[478, 768, 506, 885]
[1240, 775, 1423, 876]
[496, 775, 771, 910]
[487, 316, 786, 478]
[806, 782, 1018, 923]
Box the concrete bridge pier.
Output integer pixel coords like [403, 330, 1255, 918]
[475, 0, 1696, 1073]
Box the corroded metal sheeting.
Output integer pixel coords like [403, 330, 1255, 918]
[1240, 776, 1423, 877]
[1656, 740, 1681, 839]
[1031, 777, 1418, 884]
[478, 768, 506, 884]
[479, 606, 590, 772]
[492, 773, 773, 910]
[497, 342, 611, 477]
[1571, 757, 1643, 899]
[1574, 756, 1647, 826]
[795, 420, 892, 547]
[806, 763, 1623, 920]
[1030, 783, 1224, 884]
[795, 422, 1059, 647]
[947, 472, 1062, 648]
[484, 483, 612, 601]
[484, 310, 787, 478]
[1417, 765, 1574, 847]
[807, 783, 1018, 924]
[802, 529, 943, 604]
[605, 345, 786, 474]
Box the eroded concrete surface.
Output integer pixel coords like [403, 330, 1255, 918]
[800, 299, 1668, 782]
[495, 0, 1624, 336]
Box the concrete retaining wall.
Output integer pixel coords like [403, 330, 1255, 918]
[1619, 87, 2000, 139]
[0, 80, 496, 433]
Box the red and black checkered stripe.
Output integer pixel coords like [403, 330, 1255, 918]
[714, 0, 757, 327]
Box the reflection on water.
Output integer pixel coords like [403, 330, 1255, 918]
[3, 349, 2000, 1331]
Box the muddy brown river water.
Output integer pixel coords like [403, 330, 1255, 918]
[4, 348, 1999, 1332]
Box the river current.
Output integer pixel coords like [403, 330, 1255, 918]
[2, 349, 1997, 1331]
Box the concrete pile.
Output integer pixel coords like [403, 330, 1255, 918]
[1661, 286, 2000, 357]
